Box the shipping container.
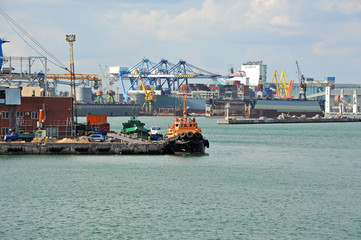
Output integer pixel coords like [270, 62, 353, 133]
[87, 115, 108, 124]
[324, 77, 335, 81]
[91, 122, 110, 133]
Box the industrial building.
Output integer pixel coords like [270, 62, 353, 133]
[228, 61, 267, 87]
[241, 61, 267, 86]
[0, 87, 73, 138]
[325, 87, 361, 116]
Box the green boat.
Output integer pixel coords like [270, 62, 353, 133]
[121, 116, 149, 140]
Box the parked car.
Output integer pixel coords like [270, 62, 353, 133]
[88, 133, 105, 142]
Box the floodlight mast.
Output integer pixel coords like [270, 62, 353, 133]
[66, 34, 77, 123]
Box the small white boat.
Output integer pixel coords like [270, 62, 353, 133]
[149, 126, 163, 141]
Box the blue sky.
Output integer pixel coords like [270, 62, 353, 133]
[1, 0, 361, 84]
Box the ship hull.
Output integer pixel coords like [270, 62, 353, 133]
[206, 98, 325, 118]
[251, 99, 325, 118]
[121, 129, 149, 140]
[77, 103, 140, 116]
[165, 133, 209, 154]
[150, 134, 163, 141]
[129, 93, 206, 114]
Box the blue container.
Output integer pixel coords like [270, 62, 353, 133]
[324, 77, 335, 81]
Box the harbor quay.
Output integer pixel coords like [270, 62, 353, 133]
[0, 131, 170, 155]
[217, 116, 361, 124]
[0, 141, 167, 155]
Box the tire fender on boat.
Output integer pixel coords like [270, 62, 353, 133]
[180, 132, 187, 139]
[194, 132, 202, 139]
[187, 131, 194, 139]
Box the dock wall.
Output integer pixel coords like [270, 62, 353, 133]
[217, 117, 361, 124]
[0, 142, 166, 155]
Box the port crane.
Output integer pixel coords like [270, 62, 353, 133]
[46, 73, 100, 91]
[296, 61, 307, 99]
[296, 60, 302, 82]
[271, 70, 293, 98]
[132, 68, 156, 114]
[117, 58, 224, 103]
[271, 70, 282, 97]
[0, 38, 9, 71]
[286, 79, 294, 99]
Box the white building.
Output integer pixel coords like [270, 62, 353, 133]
[240, 61, 267, 87]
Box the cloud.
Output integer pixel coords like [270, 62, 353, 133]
[313, 39, 337, 55]
[315, 0, 361, 14]
[270, 16, 298, 27]
[315, 44, 356, 58]
[113, 0, 303, 43]
[312, 18, 361, 57]
[118, 0, 224, 42]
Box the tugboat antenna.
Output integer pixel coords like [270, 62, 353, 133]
[182, 93, 187, 121]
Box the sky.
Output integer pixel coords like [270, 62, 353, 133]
[1, 0, 361, 85]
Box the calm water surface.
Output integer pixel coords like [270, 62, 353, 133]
[1, 117, 361, 239]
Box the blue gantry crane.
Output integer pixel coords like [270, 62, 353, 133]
[0, 38, 9, 71]
[119, 57, 221, 103]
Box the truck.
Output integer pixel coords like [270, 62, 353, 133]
[3, 132, 35, 142]
[31, 130, 55, 143]
[31, 130, 48, 143]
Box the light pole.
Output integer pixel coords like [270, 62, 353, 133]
[66, 34, 77, 124]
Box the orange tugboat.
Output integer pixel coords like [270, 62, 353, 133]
[166, 96, 209, 154]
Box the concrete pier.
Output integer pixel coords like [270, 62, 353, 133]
[217, 117, 361, 124]
[0, 142, 167, 155]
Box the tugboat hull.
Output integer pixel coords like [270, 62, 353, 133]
[166, 132, 209, 154]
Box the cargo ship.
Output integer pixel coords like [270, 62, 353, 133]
[125, 83, 325, 118]
[206, 98, 325, 118]
[75, 80, 325, 118]
[250, 99, 325, 118]
[128, 91, 206, 114]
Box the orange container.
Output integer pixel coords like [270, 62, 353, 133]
[86, 115, 107, 124]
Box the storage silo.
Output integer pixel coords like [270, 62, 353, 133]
[76, 87, 92, 102]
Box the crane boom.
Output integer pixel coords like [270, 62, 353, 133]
[296, 61, 307, 100]
[296, 60, 302, 82]
[47, 73, 99, 80]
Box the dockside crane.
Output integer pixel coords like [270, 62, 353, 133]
[271, 70, 281, 97]
[133, 68, 157, 114]
[117, 58, 222, 103]
[0, 38, 9, 71]
[296, 61, 307, 100]
[286, 79, 294, 99]
[296, 60, 302, 82]
[272, 70, 293, 98]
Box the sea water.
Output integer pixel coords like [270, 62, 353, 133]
[1, 117, 361, 239]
